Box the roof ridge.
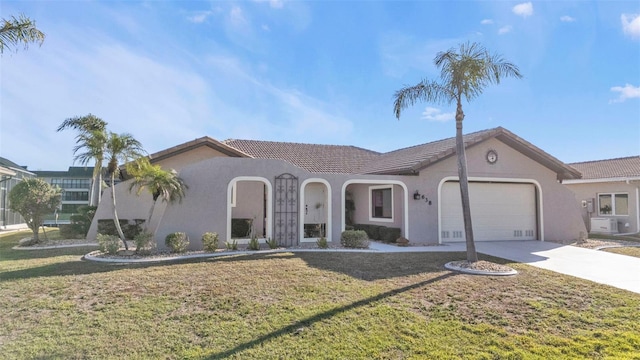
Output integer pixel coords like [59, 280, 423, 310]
[225, 138, 380, 153]
[380, 126, 502, 155]
[569, 155, 640, 165]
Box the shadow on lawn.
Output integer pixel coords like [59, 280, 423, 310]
[204, 272, 456, 359]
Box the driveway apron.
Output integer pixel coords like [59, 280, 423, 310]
[476, 241, 640, 294]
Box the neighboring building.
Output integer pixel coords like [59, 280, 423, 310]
[33, 167, 95, 225]
[0, 157, 36, 229]
[87, 127, 587, 250]
[564, 156, 640, 234]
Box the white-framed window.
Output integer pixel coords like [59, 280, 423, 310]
[369, 185, 393, 222]
[598, 193, 628, 216]
[230, 182, 237, 207]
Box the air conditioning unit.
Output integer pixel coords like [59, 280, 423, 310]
[590, 218, 618, 234]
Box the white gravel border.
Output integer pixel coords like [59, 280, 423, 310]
[444, 261, 518, 276]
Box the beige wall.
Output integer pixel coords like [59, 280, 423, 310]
[348, 183, 405, 231]
[154, 146, 233, 172]
[565, 181, 640, 234]
[87, 137, 587, 250]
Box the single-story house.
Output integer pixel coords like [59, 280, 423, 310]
[87, 127, 586, 250]
[563, 156, 640, 234]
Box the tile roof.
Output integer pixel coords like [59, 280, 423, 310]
[222, 139, 381, 174]
[148, 136, 249, 163]
[568, 156, 640, 180]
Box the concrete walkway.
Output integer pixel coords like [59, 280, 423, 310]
[370, 241, 640, 294]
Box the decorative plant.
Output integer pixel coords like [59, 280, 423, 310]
[265, 237, 279, 249]
[97, 233, 120, 255]
[134, 230, 154, 255]
[165, 232, 189, 253]
[225, 239, 238, 250]
[248, 235, 260, 251]
[316, 236, 329, 249]
[340, 230, 369, 249]
[202, 232, 219, 252]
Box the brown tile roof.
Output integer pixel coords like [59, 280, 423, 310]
[148, 136, 249, 163]
[360, 127, 581, 180]
[568, 156, 640, 180]
[222, 139, 380, 174]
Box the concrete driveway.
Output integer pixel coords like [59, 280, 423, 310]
[369, 241, 640, 294]
[475, 241, 640, 295]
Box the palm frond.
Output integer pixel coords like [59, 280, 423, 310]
[393, 80, 453, 119]
[0, 14, 45, 54]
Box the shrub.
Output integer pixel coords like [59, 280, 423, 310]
[97, 219, 145, 239]
[165, 232, 189, 253]
[202, 232, 219, 252]
[345, 225, 355, 231]
[97, 233, 120, 255]
[134, 230, 154, 255]
[58, 224, 79, 239]
[341, 230, 369, 249]
[123, 219, 145, 240]
[231, 218, 252, 238]
[97, 219, 127, 237]
[247, 236, 260, 251]
[379, 227, 401, 243]
[225, 239, 238, 250]
[69, 205, 97, 238]
[265, 237, 279, 249]
[316, 236, 328, 249]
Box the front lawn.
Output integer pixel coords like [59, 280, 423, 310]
[1, 230, 639, 359]
[602, 246, 640, 258]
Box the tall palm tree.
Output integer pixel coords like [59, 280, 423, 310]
[57, 114, 108, 206]
[393, 42, 522, 263]
[104, 132, 145, 250]
[127, 158, 188, 232]
[0, 14, 45, 54]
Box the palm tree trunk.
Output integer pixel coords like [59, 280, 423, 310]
[455, 101, 478, 263]
[96, 170, 103, 205]
[111, 173, 128, 250]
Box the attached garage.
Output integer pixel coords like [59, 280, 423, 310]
[440, 181, 539, 242]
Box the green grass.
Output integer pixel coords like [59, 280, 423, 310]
[1, 230, 639, 359]
[588, 232, 640, 242]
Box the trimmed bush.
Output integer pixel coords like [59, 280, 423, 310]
[316, 237, 329, 249]
[97, 233, 120, 255]
[134, 230, 154, 255]
[97, 219, 145, 239]
[123, 219, 145, 240]
[344, 225, 355, 231]
[354, 224, 383, 240]
[58, 224, 80, 239]
[231, 218, 252, 238]
[165, 232, 189, 253]
[379, 227, 401, 243]
[69, 205, 97, 238]
[202, 232, 219, 252]
[341, 230, 369, 249]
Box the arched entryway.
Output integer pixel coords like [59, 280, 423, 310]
[300, 179, 331, 243]
[227, 176, 272, 244]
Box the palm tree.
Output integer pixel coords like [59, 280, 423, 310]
[0, 14, 45, 54]
[104, 132, 145, 250]
[57, 114, 108, 206]
[127, 158, 188, 232]
[393, 42, 522, 263]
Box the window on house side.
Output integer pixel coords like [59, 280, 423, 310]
[370, 186, 392, 221]
[598, 193, 628, 216]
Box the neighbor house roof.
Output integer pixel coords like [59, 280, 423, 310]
[33, 167, 94, 178]
[148, 136, 250, 163]
[566, 156, 640, 182]
[359, 127, 582, 180]
[0, 156, 34, 176]
[222, 139, 381, 174]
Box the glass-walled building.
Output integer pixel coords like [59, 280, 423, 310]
[33, 167, 94, 225]
[0, 157, 36, 229]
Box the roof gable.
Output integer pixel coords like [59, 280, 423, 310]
[148, 136, 249, 164]
[568, 156, 640, 180]
[360, 127, 581, 180]
[222, 139, 380, 174]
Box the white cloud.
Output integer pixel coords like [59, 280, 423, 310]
[621, 14, 640, 39]
[513, 2, 533, 18]
[498, 25, 512, 35]
[253, 0, 284, 9]
[188, 11, 213, 23]
[229, 6, 249, 30]
[560, 15, 576, 23]
[421, 107, 454, 122]
[610, 84, 640, 103]
[480, 19, 493, 25]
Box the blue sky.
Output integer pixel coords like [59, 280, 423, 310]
[1, 1, 639, 171]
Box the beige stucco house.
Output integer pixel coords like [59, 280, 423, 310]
[563, 156, 640, 234]
[87, 127, 586, 250]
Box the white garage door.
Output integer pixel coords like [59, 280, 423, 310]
[441, 182, 537, 242]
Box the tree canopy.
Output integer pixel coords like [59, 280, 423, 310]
[8, 178, 61, 243]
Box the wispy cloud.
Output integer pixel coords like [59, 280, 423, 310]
[421, 107, 454, 122]
[188, 11, 214, 23]
[513, 2, 533, 18]
[610, 84, 640, 103]
[254, 0, 284, 9]
[480, 19, 493, 25]
[229, 6, 249, 30]
[560, 16, 576, 23]
[621, 14, 640, 40]
[498, 25, 512, 35]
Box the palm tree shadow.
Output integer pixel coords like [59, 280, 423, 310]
[204, 272, 456, 359]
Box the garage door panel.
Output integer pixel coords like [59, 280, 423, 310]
[441, 182, 537, 242]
